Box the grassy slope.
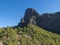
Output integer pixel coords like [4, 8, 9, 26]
[0, 24, 60, 45]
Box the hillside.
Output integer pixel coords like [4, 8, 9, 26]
[0, 24, 60, 45]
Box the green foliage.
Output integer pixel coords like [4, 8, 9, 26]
[0, 24, 60, 45]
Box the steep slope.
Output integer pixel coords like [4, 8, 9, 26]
[0, 24, 60, 45]
[17, 8, 60, 34]
[37, 12, 60, 34]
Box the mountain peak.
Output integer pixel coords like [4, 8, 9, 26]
[17, 8, 40, 27]
[24, 8, 39, 19]
[25, 8, 36, 13]
[26, 8, 35, 12]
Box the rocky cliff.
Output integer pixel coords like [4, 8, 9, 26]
[17, 8, 60, 34]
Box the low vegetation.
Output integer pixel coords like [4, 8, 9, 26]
[0, 24, 60, 45]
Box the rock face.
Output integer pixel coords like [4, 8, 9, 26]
[18, 8, 40, 27]
[17, 8, 60, 34]
[37, 13, 60, 34]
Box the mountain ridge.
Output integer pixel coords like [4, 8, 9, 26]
[17, 8, 60, 34]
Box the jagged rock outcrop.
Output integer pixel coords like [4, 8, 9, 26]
[17, 8, 60, 34]
[18, 8, 40, 27]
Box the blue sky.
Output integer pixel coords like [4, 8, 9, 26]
[0, 0, 60, 27]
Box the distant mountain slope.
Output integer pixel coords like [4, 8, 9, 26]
[0, 24, 60, 45]
[17, 8, 60, 34]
